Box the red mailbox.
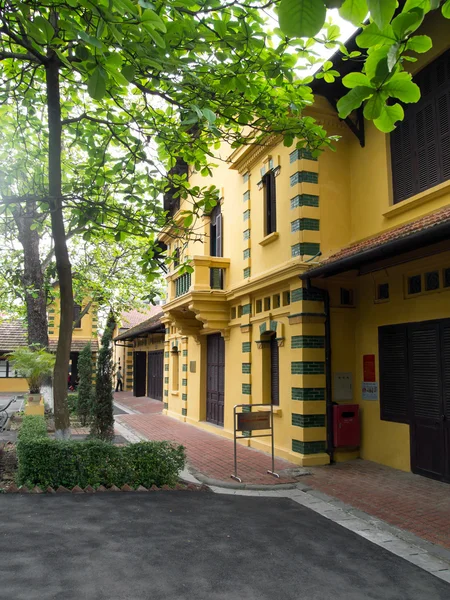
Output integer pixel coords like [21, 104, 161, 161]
[333, 404, 360, 448]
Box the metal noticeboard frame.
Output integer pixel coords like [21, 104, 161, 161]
[231, 403, 279, 483]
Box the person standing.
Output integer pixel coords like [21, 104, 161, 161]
[115, 366, 123, 392]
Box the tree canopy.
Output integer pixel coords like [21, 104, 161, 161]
[277, 0, 450, 132]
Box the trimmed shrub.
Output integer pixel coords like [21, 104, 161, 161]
[17, 415, 48, 441]
[91, 315, 115, 441]
[16, 416, 185, 489]
[77, 343, 93, 425]
[67, 393, 78, 416]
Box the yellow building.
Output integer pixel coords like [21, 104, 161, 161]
[113, 310, 165, 397]
[112, 307, 165, 394]
[156, 13, 450, 483]
[0, 295, 98, 394]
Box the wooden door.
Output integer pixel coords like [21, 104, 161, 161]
[147, 351, 163, 401]
[206, 333, 225, 426]
[133, 351, 147, 397]
[440, 323, 450, 482]
[409, 321, 447, 481]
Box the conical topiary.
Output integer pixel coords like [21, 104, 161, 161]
[90, 314, 115, 441]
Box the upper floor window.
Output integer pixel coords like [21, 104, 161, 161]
[73, 304, 82, 329]
[391, 49, 450, 204]
[210, 204, 223, 258]
[263, 170, 277, 235]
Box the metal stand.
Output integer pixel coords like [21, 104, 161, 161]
[231, 403, 279, 482]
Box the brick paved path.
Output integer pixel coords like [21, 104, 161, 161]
[303, 462, 450, 550]
[114, 393, 299, 485]
[115, 392, 450, 550]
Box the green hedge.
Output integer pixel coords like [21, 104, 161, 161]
[17, 416, 185, 489]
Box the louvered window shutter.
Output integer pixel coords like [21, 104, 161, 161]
[391, 119, 415, 203]
[264, 171, 277, 235]
[391, 48, 450, 204]
[215, 212, 223, 258]
[441, 324, 450, 424]
[379, 325, 409, 423]
[270, 335, 280, 406]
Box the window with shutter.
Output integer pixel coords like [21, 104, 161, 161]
[263, 170, 277, 235]
[73, 304, 82, 329]
[378, 324, 409, 423]
[270, 334, 280, 406]
[391, 48, 450, 204]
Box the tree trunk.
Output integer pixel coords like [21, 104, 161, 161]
[13, 201, 49, 348]
[46, 51, 72, 438]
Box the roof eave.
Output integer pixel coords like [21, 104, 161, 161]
[301, 220, 450, 280]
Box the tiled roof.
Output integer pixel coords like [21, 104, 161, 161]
[119, 306, 162, 329]
[48, 339, 99, 352]
[0, 320, 27, 351]
[113, 312, 164, 341]
[304, 205, 450, 278]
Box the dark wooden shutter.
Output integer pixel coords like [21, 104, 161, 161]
[270, 335, 280, 406]
[391, 119, 416, 204]
[441, 324, 450, 422]
[264, 171, 277, 235]
[73, 304, 82, 328]
[415, 100, 440, 192]
[379, 324, 409, 423]
[409, 324, 441, 421]
[215, 212, 223, 257]
[436, 89, 450, 181]
[391, 48, 450, 204]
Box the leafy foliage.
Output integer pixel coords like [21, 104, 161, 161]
[90, 315, 115, 441]
[8, 347, 55, 394]
[277, 0, 450, 131]
[77, 343, 94, 426]
[16, 416, 185, 488]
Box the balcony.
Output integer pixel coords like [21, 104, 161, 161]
[170, 256, 230, 300]
[165, 256, 231, 336]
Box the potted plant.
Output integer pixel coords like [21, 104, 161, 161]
[7, 346, 55, 404]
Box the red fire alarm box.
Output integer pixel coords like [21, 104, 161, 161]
[333, 404, 360, 448]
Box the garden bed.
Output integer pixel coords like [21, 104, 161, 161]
[1, 415, 190, 493]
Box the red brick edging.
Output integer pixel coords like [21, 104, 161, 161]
[0, 483, 209, 494]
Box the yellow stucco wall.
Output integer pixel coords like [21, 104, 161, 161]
[48, 295, 97, 343]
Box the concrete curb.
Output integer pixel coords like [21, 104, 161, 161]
[113, 401, 139, 415]
[190, 470, 305, 491]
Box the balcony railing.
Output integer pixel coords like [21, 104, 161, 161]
[175, 272, 192, 298]
[170, 256, 230, 302]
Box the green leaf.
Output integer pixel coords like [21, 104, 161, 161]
[202, 108, 216, 124]
[278, 0, 327, 38]
[78, 30, 103, 49]
[367, 0, 397, 29]
[342, 72, 372, 88]
[391, 11, 423, 38]
[363, 91, 387, 119]
[75, 45, 91, 61]
[356, 23, 396, 48]
[406, 35, 433, 53]
[374, 103, 404, 132]
[141, 9, 167, 33]
[382, 72, 421, 102]
[442, 0, 450, 17]
[33, 16, 55, 43]
[387, 42, 401, 71]
[142, 22, 166, 47]
[87, 68, 106, 101]
[364, 45, 390, 80]
[121, 65, 136, 82]
[337, 86, 374, 118]
[339, 0, 368, 25]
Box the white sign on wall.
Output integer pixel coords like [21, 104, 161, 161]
[362, 381, 379, 400]
[334, 372, 353, 401]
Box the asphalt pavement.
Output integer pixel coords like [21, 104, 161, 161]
[0, 493, 448, 600]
